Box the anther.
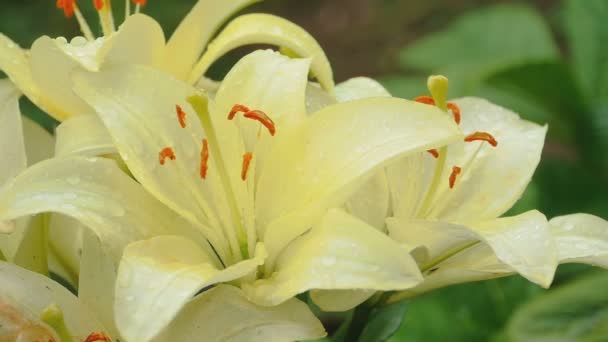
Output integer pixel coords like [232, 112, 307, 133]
[200, 139, 209, 179]
[464, 131, 498, 147]
[85, 332, 112, 342]
[427, 149, 439, 159]
[228, 104, 250, 120]
[132, 0, 147, 5]
[414, 96, 435, 105]
[56, 0, 76, 17]
[176, 105, 187, 128]
[241, 152, 253, 181]
[243, 110, 276, 136]
[449, 166, 462, 189]
[93, 0, 104, 10]
[159, 147, 176, 165]
[447, 102, 461, 124]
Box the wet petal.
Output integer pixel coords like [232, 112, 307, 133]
[345, 171, 390, 231]
[310, 290, 376, 313]
[157, 285, 326, 342]
[335, 77, 391, 102]
[115, 236, 266, 342]
[21, 116, 54, 166]
[257, 97, 462, 267]
[55, 114, 115, 157]
[549, 213, 608, 267]
[0, 79, 26, 185]
[188, 14, 333, 91]
[245, 209, 422, 307]
[163, 0, 260, 80]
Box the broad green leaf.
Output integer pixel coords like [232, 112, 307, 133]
[399, 4, 558, 95]
[359, 301, 408, 342]
[505, 271, 608, 342]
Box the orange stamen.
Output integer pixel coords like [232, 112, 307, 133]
[159, 147, 176, 165]
[200, 139, 209, 179]
[228, 104, 250, 120]
[241, 152, 253, 181]
[85, 332, 111, 342]
[447, 102, 461, 124]
[132, 0, 147, 5]
[176, 104, 187, 128]
[449, 166, 462, 189]
[427, 149, 439, 159]
[414, 96, 435, 105]
[93, 0, 104, 10]
[464, 131, 498, 147]
[243, 110, 276, 136]
[56, 0, 76, 17]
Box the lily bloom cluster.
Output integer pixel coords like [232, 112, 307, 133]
[1, 1, 607, 341]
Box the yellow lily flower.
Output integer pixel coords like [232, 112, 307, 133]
[0, 49, 462, 341]
[333, 75, 608, 305]
[0, 0, 333, 122]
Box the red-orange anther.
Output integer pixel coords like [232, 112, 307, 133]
[85, 332, 111, 342]
[132, 0, 147, 5]
[449, 166, 462, 189]
[200, 139, 209, 179]
[464, 131, 498, 147]
[427, 149, 439, 159]
[447, 102, 461, 124]
[228, 104, 250, 120]
[241, 152, 253, 181]
[414, 96, 435, 105]
[159, 147, 176, 165]
[243, 110, 276, 136]
[176, 104, 187, 128]
[93, 0, 104, 10]
[56, 0, 76, 17]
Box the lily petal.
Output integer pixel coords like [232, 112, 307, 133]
[245, 209, 422, 307]
[257, 97, 462, 267]
[388, 210, 558, 288]
[73, 64, 235, 262]
[422, 97, 547, 221]
[115, 236, 266, 342]
[310, 289, 376, 313]
[21, 116, 54, 165]
[164, 0, 260, 80]
[334, 77, 391, 102]
[549, 213, 608, 267]
[188, 14, 334, 91]
[0, 156, 187, 262]
[55, 114, 115, 157]
[0, 261, 108, 340]
[345, 171, 390, 231]
[157, 285, 326, 342]
[0, 79, 26, 185]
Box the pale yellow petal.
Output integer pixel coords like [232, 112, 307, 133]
[115, 236, 266, 342]
[345, 171, 390, 231]
[47, 214, 82, 286]
[310, 289, 376, 312]
[0, 261, 108, 340]
[0, 156, 189, 262]
[335, 77, 391, 102]
[423, 97, 547, 221]
[305, 83, 336, 114]
[549, 213, 608, 267]
[388, 210, 558, 288]
[257, 97, 462, 267]
[163, 0, 260, 80]
[245, 209, 422, 307]
[188, 14, 334, 91]
[11, 215, 48, 275]
[21, 116, 54, 165]
[0, 79, 26, 185]
[55, 114, 115, 157]
[156, 285, 326, 342]
[72, 64, 235, 263]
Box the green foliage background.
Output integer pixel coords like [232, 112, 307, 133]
[1, 0, 607, 341]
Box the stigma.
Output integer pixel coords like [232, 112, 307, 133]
[449, 166, 462, 189]
[464, 132, 498, 147]
[159, 147, 176, 165]
[241, 152, 253, 181]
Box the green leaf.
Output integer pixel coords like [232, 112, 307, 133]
[398, 4, 559, 96]
[505, 271, 608, 342]
[359, 301, 408, 342]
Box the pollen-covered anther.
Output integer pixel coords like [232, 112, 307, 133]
[132, 0, 147, 5]
[200, 139, 209, 179]
[243, 110, 276, 136]
[464, 131, 498, 147]
[85, 332, 112, 342]
[159, 147, 176, 165]
[56, 0, 76, 17]
[241, 152, 253, 181]
[93, 0, 104, 10]
[449, 166, 462, 189]
[447, 102, 461, 124]
[228, 104, 251, 120]
[414, 96, 435, 106]
[427, 149, 439, 159]
[176, 104, 187, 128]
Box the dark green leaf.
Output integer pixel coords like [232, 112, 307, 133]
[358, 301, 408, 342]
[505, 271, 608, 342]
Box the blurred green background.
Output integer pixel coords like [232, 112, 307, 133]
[2, 0, 607, 341]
